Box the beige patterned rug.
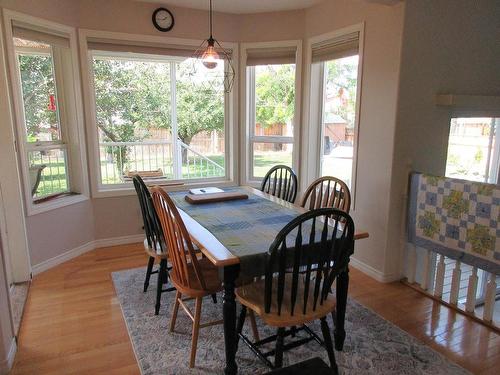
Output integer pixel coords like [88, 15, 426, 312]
[112, 267, 470, 375]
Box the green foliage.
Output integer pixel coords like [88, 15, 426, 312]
[255, 64, 295, 127]
[18, 54, 58, 141]
[474, 147, 483, 163]
[93, 59, 172, 143]
[93, 58, 226, 169]
[176, 63, 224, 144]
[325, 57, 358, 128]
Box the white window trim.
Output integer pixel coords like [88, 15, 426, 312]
[79, 29, 239, 198]
[3, 10, 90, 216]
[446, 111, 500, 185]
[240, 40, 302, 188]
[303, 23, 365, 211]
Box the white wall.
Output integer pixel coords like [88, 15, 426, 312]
[387, 0, 500, 278]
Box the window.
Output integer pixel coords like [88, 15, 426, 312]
[311, 32, 361, 191]
[249, 64, 295, 178]
[5, 15, 88, 214]
[16, 42, 70, 199]
[319, 56, 359, 188]
[243, 43, 300, 182]
[89, 48, 228, 188]
[445, 117, 500, 183]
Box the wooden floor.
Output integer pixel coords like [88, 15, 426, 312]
[11, 243, 500, 374]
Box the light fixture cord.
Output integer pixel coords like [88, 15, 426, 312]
[209, 0, 213, 39]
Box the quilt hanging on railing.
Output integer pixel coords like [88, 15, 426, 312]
[408, 172, 500, 275]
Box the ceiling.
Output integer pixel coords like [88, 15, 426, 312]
[137, 0, 326, 14]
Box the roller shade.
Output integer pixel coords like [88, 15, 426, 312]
[12, 24, 70, 49]
[311, 32, 359, 63]
[87, 38, 232, 59]
[246, 46, 296, 66]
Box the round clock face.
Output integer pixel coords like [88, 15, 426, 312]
[153, 8, 174, 32]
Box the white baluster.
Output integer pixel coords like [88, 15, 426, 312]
[465, 267, 478, 313]
[483, 273, 497, 322]
[420, 249, 432, 291]
[449, 259, 462, 305]
[407, 244, 417, 284]
[434, 254, 446, 298]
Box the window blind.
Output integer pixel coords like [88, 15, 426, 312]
[311, 32, 359, 63]
[87, 38, 232, 59]
[246, 46, 296, 66]
[12, 24, 70, 49]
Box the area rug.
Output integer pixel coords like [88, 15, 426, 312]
[112, 268, 470, 375]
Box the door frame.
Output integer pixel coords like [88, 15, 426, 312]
[0, 8, 32, 284]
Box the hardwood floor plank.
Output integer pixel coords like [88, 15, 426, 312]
[10, 244, 499, 374]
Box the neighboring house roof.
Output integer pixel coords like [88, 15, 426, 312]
[324, 113, 346, 124]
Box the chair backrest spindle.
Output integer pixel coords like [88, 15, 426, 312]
[133, 175, 166, 254]
[150, 188, 208, 292]
[264, 208, 355, 316]
[300, 176, 351, 213]
[261, 165, 298, 203]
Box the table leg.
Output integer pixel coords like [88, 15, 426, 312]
[223, 264, 240, 375]
[334, 267, 349, 351]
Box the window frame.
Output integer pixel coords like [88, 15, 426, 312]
[445, 112, 500, 184]
[303, 23, 365, 210]
[16, 46, 71, 199]
[240, 40, 302, 188]
[3, 10, 89, 215]
[79, 29, 239, 197]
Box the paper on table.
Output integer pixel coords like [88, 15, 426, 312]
[188, 187, 224, 195]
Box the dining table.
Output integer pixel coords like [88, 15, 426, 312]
[168, 186, 369, 375]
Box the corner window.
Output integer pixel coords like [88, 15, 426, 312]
[6, 16, 88, 214]
[243, 44, 300, 183]
[249, 64, 295, 178]
[445, 117, 499, 183]
[310, 32, 361, 192]
[16, 42, 71, 200]
[89, 49, 228, 188]
[318, 55, 359, 188]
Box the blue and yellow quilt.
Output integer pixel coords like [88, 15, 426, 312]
[408, 173, 500, 274]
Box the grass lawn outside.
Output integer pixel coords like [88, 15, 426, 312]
[252, 151, 293, 178]
[34, 163, 68, 199]
[33, 152, 296, 198]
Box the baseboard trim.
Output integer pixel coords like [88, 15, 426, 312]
[31, 234, 144, 276]
[31, 241, 95, 275]
[93, 234, 144, 249]
[0, 338, 16, 375]
[30, 234, 403, 283]
[350, 257, 402, 283]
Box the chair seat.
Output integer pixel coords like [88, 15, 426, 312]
[170, 257, 222, 297]
[236, 274, 336, 328]
[143, 238, 168, 259]
[143, 238, 202, 259]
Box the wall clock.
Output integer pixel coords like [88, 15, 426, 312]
[152, 8, 174, 32]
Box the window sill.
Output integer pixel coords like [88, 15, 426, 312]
[92, 179, 238, 199]
[27, 193, 89, 216]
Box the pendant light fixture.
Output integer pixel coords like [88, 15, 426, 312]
[192, 0, 235, 92]
[201, 0, 219, 69]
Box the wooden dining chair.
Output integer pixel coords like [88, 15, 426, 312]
[300, 176, 351, 213]
[235, 208, 355, 373]
[261, 165, 298, 203]
[150, 187, 258, 368]
[133, 175, 175, 315]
